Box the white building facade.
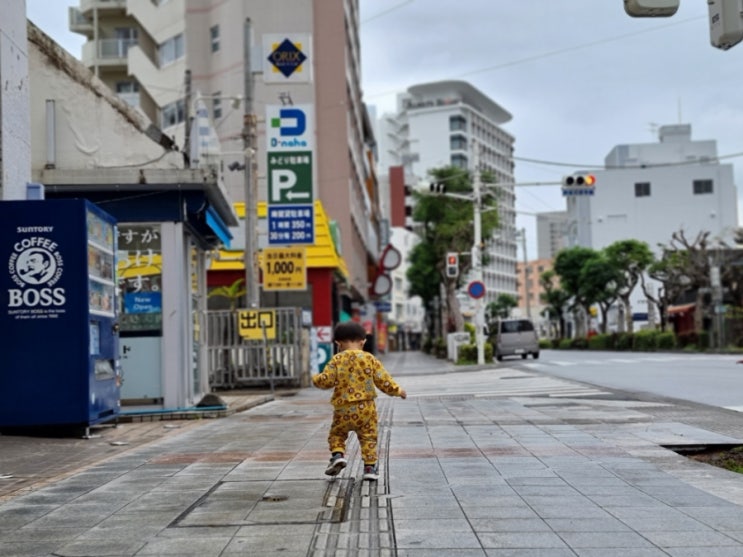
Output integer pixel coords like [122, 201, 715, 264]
[377, 80, 518, 306]
[567, 124, 738, 323]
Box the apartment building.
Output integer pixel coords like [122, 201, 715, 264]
[69, 0, 382, 329]
[377, 80, 518, 306]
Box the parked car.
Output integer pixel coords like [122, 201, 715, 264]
[493, 318, 539, 361]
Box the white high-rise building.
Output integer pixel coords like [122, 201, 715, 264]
[568, 124, 738, 321]
[377, 80, 517, 305]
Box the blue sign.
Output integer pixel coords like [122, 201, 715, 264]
[267, 204, 314, 245]
[467, 280, 486, 299]
[124, 292, 162, 314]
[562, 187, 595, 196]
[374, 301, 392, 312]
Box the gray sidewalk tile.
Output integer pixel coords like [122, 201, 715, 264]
[545, 517, 633, 532]
[573, 549, 671, 557]
[641, 530, 741, 548]
[134, 536, 231, 555]
[665, 548, 743, 557]
[395, 528, 483, 550]
[557, 531, 655, 548]
[478, 531, 570, 549]
[56, 538, 146, 556]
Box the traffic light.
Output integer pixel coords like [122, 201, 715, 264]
[430, 182, 446, 194]
[624, 0, 679, 17]
[563, 174, 596, 187]
[709, 0, 743, 51]
[446, 252, 459, 278]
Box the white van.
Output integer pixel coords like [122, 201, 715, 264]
[494, 319, 540, 361]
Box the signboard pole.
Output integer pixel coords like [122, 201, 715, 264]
[243, 18, 260, 307]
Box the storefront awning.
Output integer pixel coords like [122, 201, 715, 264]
[206, 205, 232, 248]
[667, 303, 696, 317]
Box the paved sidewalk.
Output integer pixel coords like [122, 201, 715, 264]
[2, 352, 743, 556]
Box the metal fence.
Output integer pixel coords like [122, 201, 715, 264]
[206, 307, 306, 389]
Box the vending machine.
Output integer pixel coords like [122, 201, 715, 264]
[0, 199, 120, 431]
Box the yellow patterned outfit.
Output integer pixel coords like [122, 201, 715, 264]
[312, 349, 403, 464]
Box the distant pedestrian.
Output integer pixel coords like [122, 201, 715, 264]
[312, 321, 407, 480]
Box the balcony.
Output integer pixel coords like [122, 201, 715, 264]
[68, 7, 92, 35]
[78, 0, 127, 14]
[82, 38, 137, 68]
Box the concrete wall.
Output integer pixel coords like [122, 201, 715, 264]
[0, 0, 31, 200]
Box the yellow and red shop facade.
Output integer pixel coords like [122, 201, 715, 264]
[207, 200, 349, 337]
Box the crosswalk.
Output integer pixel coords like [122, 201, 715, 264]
[520, 354, 734, 370]
[403, 368, 609, 400]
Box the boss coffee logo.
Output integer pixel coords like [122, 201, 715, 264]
[7, 228, 66, 316]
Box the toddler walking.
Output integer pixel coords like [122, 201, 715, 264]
[312, 322, 407, 480]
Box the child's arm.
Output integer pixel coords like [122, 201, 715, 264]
[371, 359, 406, 399]
[312, 361, 337, 389]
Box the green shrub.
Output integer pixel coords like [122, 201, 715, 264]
[615, 332, 634, 351]
[570, 337, 588, 349]
[558, 338, 572, 349]
[422, 337, 433, 354]
[539, 339, 552, 349]
[587, 334, 610, 350]
[633, 330, 658, 352]
[434, 337, 447, 358]
[463, 322, 476, 343]
[657, 331, 677, 350]
[456, 343, 493, 364]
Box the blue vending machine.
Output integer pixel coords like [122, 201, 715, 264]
[0, 199, 120, 432]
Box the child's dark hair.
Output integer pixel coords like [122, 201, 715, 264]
[333, 321, 367, 342]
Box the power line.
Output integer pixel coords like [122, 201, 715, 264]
[364, 15, 704, 101]
[514, 150, 743, 171]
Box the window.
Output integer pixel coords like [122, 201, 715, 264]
[159, 33, 184, 66]
[451, 154, 468, 168]
[449, 115, 467, 132]
[635, 182, 651, 197]
[212, 90, 222, 120]
[693, 179, 713, 195]
[210, 25, 220, 52]
[161, 98, 185, 128]
[450, 134, 467, 151]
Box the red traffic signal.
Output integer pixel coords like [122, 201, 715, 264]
[446, 252, 459, 278]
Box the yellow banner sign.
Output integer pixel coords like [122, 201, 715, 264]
[262, 247, 307, 291]
[238, 309, 276, 340]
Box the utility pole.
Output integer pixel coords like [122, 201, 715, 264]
[520, 227, 532, 320]
[243, 18, 259, 307]
[472, 141, 485, 365]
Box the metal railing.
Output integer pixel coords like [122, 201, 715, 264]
[206, 307, 306, 389]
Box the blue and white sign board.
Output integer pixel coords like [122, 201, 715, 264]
[374, 300, 392, 312]
[266, 105, 314, 151]
[267, 204, 314, 245]
[263, 34, 312, 83]
[562, 187, 595, 196]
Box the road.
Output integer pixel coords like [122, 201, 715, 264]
[508, 349, 743, 412]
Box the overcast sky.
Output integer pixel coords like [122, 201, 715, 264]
[26, 0, 743, 255]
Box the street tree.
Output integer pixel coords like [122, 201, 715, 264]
[554, 246, 600, 337]
[580, 252, 624, 334]
[604, 239, 655, 333]
[539, 269, 570, 339]
[485, 293, 518, 333]
[407, 166, 499, 333]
